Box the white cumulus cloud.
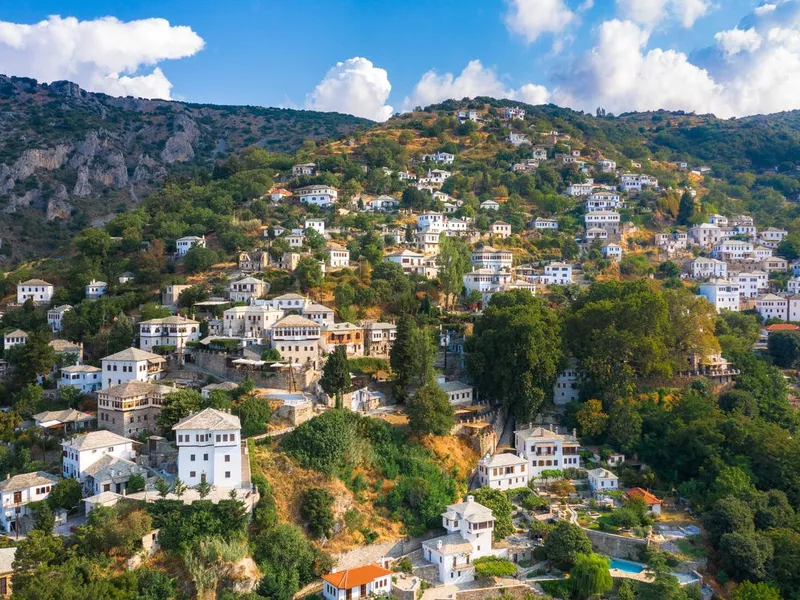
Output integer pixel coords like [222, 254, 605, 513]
[0, 15, 204, 99]
[615, 0, 711, 28]
[404, 60, 550, 110]
[504, 0, 574, 43]
[714, 28, 762, 58]
[553, 1, 800, 118]
[305, 57, 393, 122]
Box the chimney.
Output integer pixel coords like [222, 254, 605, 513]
[5, 473, 9, 480]
[437, 540, 443, 550]
[549, 423, 554, 432]
[467, 495, 475, 503]
[573, 428, 577, 438]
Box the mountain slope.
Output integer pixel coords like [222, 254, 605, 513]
[0, 74, 371, 236]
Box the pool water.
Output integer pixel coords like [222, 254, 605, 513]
[609, 559, 645, 573]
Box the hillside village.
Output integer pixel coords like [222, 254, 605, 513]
[0, 98, 799, 599]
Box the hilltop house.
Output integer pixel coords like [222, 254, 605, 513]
[554, 359, 581, 405]
[322, 564, 392, 600]
[16, 279, 53, 305]
[385, 250, 426, 276]
[271, 315, 321, 368]
[292, 162, 316, 176]
[296, 185, 338, 207]
[61, 430, 141, 494]
[176, 236, 205, 256]
[542, 263, 573, 285]
[477, 453, 529, 490]
[490, 221, 512, 239]
[58, 365, 102, 394]
[174, 408, 243, 489]
[422, 496, 499, 584]
[0, 472, 59, 534]
[101, 347, 166, 389]
[327, 244, 350, 268]
[85, 279, 107, 299]
[691, 257, 728, 279]
[228, 277, 269, 303]
[698, 281, 741, 313]
[138, 315, 199, 351]
[33, 408, 94, 433]
[471, 246, 512, 272]
[626, 488, 662, 516]
[47, 304, 72, 332]
[3, 329, 27, 351]
[515, 424, 581, 477]
[587, 468, 618, 498]
[98, 381, 175, 438]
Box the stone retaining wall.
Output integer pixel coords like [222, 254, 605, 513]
[584, 529, 647, 560]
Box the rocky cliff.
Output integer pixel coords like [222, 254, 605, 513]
[0, 74, 371, 225]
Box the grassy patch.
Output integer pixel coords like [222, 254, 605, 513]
[539, 579, 573, 598]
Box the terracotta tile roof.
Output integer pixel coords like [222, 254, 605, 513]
[765, 324, 800, 332]
[626, 487, 660, 505]
[322, 564, 392, 590]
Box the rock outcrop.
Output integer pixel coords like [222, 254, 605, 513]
[161, 113, 199, 164]
[46, 184, 72, 220]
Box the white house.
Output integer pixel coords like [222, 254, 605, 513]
[698, 280, 741, 313]
[423, 152, 455, 165]
[3, 329, 27, 351]
[271, 314, 321, 369]
[543, 263, 573, 285]
[532, 147, 548, 161]
[302, 303, 336, 327]
[601, 243, 622, 262]
[437, 375, 473, 406]
[689, 223, 722, 247]
[471, 246, 512, 272]
[788, 277, 800, 295]
[305, 219, 326, 236]
[490, 221, 512, 239]
[533, 218, 558, 231]
[176, 235, 205, 256]
[222, 304, 284, 338]
[174, 408, 243, 489]
[587, 468, 618, 497]
[16, 279, 54, 305]
[477, 453, 529, 490]
[507, 133, 529, 146]
[515, 424, 581, 477]
[418, 212, 446, 232]
[463, 269, 512, 295]
[101, 347, 166, 389]
[386, 250, 426, 276]
[47, 304, 72, 332]
[585, 227, 608, 241]
[296, 185, 338, 207]
[554, 359, 581, 405]
[426, 169, 451, 186]
[729, 271, 768, 299]
[619, 173, 658, 193]
[754, 245, 774, 260]
[711, 240, 754, 260]
[138, 315, 200, 351]
[759, 227, 788, 248]
[504, 107, 526, 120]
[322, 564, 393, 600]
[292, 162, 316, 177]
[585, 190, 622, 211]
[85, 279, 108, 299]
[755, 294, 789, 321]
[480, 200, 500, 211]
[597, 158, 616, 172]
[422, 496, 498, 584]
[566, 181, 595, 197]
[59, 365, 102, 394]
[327, 244, 350, 269]
[0, 471, 60, 534]
[691, 257, 728, 279]
[61, 430, 136, 482]
[585, 211, 620, 235]
[368, 195, 400, 212]
[709, 214, 728, 227]
[228, 277, 269, 303]
[268, 188, 293, 203]
[270, 293, 311, 312]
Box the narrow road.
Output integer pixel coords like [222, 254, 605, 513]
[498, 412, 515, 448]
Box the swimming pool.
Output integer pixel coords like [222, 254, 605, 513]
[609, 559, 645, 574]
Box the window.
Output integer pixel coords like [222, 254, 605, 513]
[225, 455, 231, 462]
[190, 454, 196, 461]
[190, 471, 196, 478]
[203, 454, 208, 461]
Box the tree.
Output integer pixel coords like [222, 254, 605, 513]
[571, 553, 613, 600]
[76, 227, 114, 258]
[184, 246, 219, 273]
[408, 325, 436, 388]
[401, 187, 431, 211]
[704, 496, 754, 545]
[731, 582, 782, 600]
[30, 502, 55, 533]
[658, 261, 681, 278]
[390, 315, 416, 400]
[6, 332, 56, 386]
[473, 556, 517, 578]
[320, 346, 350, 409]
[134, 568, 178, 600]
[472, 488, 514, 540]
[467, 291, 563, 420]
[127, 473, 145, 494]
[173, 477, 187, 499]
[157, 389, 205, 435]
[295, 256, 323, 291]
[677, 191, 695, 225]
[12, 530, 62, 591]
[46, 478, 82, 510]
[543, 521, 592, 568]
[718, 532, 773, 581]
[300, 488, 335, 539]
[155, 478, 171, 498]
[13, 384, 44, 419]
[239, 395, 272, 436]
[607, 398, 643, 453]
[106, 313, 134, 354]
[406, 383, 454, 436]
[196, 478, 212, 498]
[768, 331, 800, 368]
[437, 235, 471, 309]
[575, 399, 608, 438]
[617, 580, 637, 600]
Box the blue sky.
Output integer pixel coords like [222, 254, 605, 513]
[0, 1, 798, 119]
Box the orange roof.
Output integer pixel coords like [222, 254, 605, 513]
[270, 188, 292, 195]
[322, 564, 392, 590]
[626, 487, 660, 505]
[765, 324, 800, 332]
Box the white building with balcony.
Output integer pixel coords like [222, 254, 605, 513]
[85, 279, 107, 299]
[138, 315, 200, 351]
[0, 471, 60, 534]
[61, 430, 136, 483]
[587, 468, 618, 498]
[422, 496, 499, 584]
[228, 277, 269, 303]
[691, 257, 728, 279]
[271, 315, 321, 368]
[543, 263, 573, 285]
[296, 185, 338, 207]
[174, 408, 243, 489]
[554, 359, 581, 405]
[322, 564, 393, 600]
[514, 424, 581, 477]
[176, 235, 205, 256]
[471, 246, 512, 272]
[689, 223, 722, 247]
[729, 271, 768, 299]
[477, 453, 529, 490]
[101, 347, 166, 389]
[386, 250, 426, 276]
[47, 304, 72, 332]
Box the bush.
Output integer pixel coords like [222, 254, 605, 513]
[543, 521, 592, 569]
[473, 556, 517, 578]
[300, 488, 335, 539]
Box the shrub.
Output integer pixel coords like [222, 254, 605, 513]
[474, 556, 517, 578]
[300, 488, 335, 539]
